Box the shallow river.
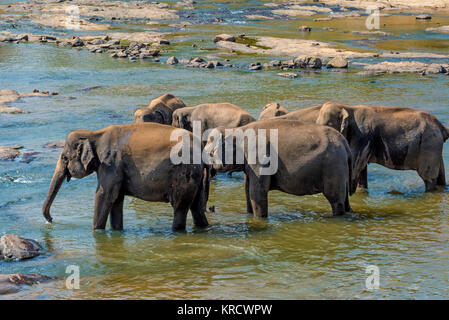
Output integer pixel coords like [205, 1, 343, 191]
[1, 0, 449, 299]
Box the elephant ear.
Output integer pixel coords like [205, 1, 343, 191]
[340, 108, 350, 137]
[180, 113, 192, 131]
[80, 139, 95, 170]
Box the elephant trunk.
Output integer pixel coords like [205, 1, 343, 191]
[42, 157, 68, 223]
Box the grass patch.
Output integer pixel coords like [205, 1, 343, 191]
[235, 37, 270, 50]
[119, 40, 131, 46]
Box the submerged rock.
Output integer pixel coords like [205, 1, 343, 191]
[0, 273, 51, 295]
[0, 146, 22, 161]
[426, 25, 449, 34]
[0, 234, 41, 260]
[298, 26, 311, 32]
[277, 72, 298, 78]
[0, 105, 28, 114]
[363, 61, 449, 74]
[43, 141, 65, 149]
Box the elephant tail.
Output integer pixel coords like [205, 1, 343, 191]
[343, 140, 356, 196]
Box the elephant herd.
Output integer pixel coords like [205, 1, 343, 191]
[42, 93, 449, 231]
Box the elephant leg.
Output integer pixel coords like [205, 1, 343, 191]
[437, 158, 446, 186]
[93, 168, 122, 230]
[323, 177, 347, 216]
[244, 173, 253, 214]
[170, 190, 192, 231]
[93, 184, 120, 230]
[190, 188, 209, 228]
[172, 207, 189, 231]
[418, 161, 439, 192]
[110, 192, 124, 230]
[358, 166, 368, 189]
[248, 173, 270, 218]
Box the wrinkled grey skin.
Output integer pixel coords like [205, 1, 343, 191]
[172, 103, 255, 134]
[206, 119, 354, 217]
[316, 101, 449, 191]
[134, 93, 186, 124]
[274, 104, 369, 189]
[258, 102, 289, 120]
[42, 123, 209, 231]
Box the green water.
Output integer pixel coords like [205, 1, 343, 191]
[1, 0, 449, 299]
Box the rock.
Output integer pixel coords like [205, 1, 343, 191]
[70, 37, 84, 47]
[0, 234, 41, 260]
[416, 14, 431, 20]
[167, 56, 179, 65]
[157, 39, 170, 45]
[277, 72, 299, 78]
[20, 151, 39, 163]
[363, 61, 449, 74]
[0, 105, 28, 114]
[0, 146, 22, 161]
[0, 273, 51, 295]
[43, 141, 65, 149]
[293, 56, 322, 69]
[248, 64, 262, 71]
[352, 31, 391, 36]
[0, 89, 20, 104]
[268, 60, 282, 67]
[326, 56, 349, 68]
[298, 26, 311, 32]
[426, 25, 449, 34]
[213, 34, 235, 43]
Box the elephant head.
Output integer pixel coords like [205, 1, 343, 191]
[203, 127, 245, 174]
[134, 93, 186, 124]
[172, 108, 193, 131]
[316, 101, 351, 137]
[42, 130, 101, 223]
[258, 102, 288, 120]
[134, 105, 170, 124]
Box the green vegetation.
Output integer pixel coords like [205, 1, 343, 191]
[235, 37, 271, 50]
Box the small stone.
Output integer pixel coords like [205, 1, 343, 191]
[277, 72, 299, 78]
[43, 141, 65, 149]
[167, 56, 179, 65]
[326, 56, 349, 68]
[70, 37, 84, 47]
[416, 14, 431, 20]
[298, 26, 311, 32]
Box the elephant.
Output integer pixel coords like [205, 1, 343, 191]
[315, 101, 449, 191]
[205, 119, 354, 217]
[258, 102, 289, 120]
[272, 104, 369, 189]
[42, 123, 210, 231]
[134, 93, 186, 124]
[172, 103, 255, 134]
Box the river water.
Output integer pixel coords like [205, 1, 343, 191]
[1, 0, 449, 299]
